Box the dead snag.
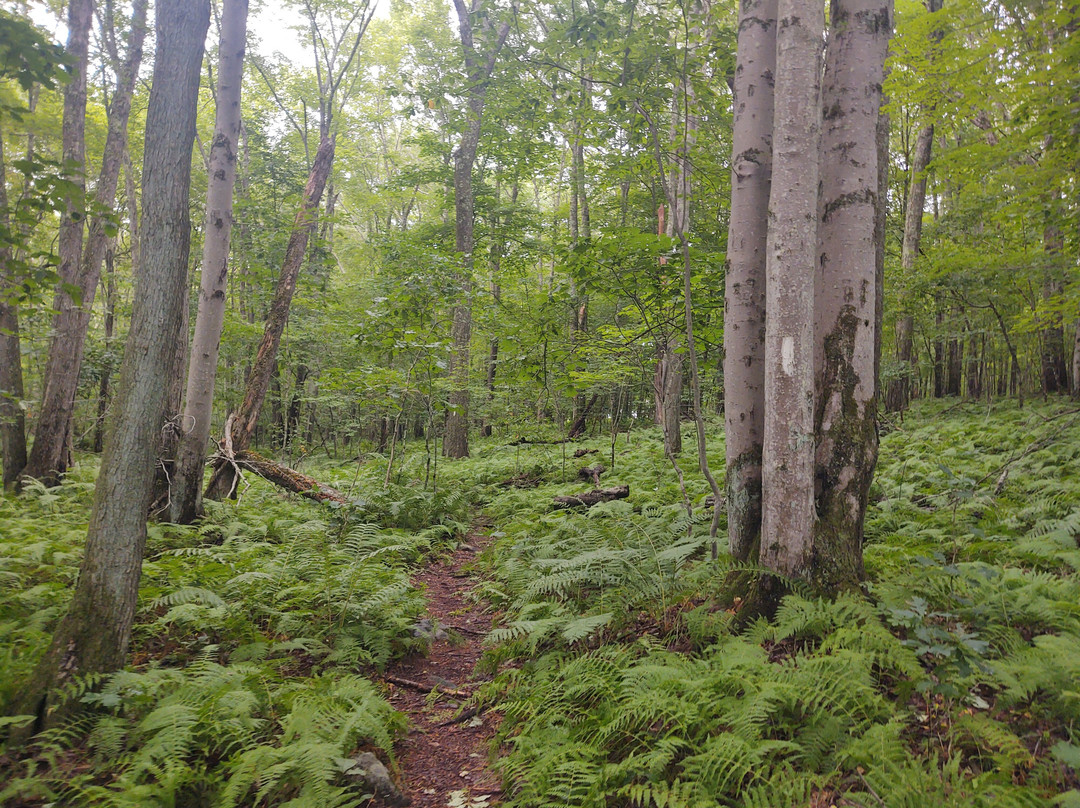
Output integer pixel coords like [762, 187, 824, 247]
[567, 392, 599, 438]
[553, 485, 629, 509]
[577, 464, 606, 485]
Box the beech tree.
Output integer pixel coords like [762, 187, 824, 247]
[10, 0, 209, 735]
[725, 0, 892, 608]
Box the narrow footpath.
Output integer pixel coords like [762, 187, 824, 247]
[379, 518, 503, 808]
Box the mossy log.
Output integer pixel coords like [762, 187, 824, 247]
[235, 449, 347, 504]
[553, 485, 629, 509]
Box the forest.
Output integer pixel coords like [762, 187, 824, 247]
[0, 0, 1078, 805]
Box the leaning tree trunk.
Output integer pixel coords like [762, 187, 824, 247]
[724, 0, 776, 563]
[0, 134, 28, 489]
[169, 0, 249, 523]
[8, 0, 208, 739]
[811, 0, 891, 595]
[21, 0, 93, 486]
[204, 136, 335, 501]
[758, 0, 823, 591]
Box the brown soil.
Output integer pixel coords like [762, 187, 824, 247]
[379, 518, 504, 808]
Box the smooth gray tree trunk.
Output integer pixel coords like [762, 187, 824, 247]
[170, 0, 250, 523]
[758, 0, 823, 583]
[812, 0, 892, 593]
[9, 0, 208, 738]
[724, 0, 776, 563]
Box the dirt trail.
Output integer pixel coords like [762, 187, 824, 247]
[380, 518, 503, 808]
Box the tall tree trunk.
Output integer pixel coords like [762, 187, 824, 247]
[885, 0, 941, 413]
[946, 320, 962, 396]
[92, 242, 117, 453]
[759, 0, 823, 585]
[204, 136, 335, 501]
[933, 303, 945, 396]
[169, 0, 249, 523]
[21, 0, 93, 486]
[724, 0, 776, 563]
[444, 0, 512, 460]
[661, 337, 683, 456]
[812, 0, 891, 594]
[0, 134, 28, 489]
[9, 0, 208, 738]
[1040, 224, 1067, 394]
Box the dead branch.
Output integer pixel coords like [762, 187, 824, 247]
[384, 674, 471, 699]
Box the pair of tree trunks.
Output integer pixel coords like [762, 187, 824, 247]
[168, 0, 250, 523]
[203, 136, 336, 503]
[21, 0, 148, 487]
[9, 0, 209, 740]
[18, 0, 92, 486]
[724, 0, 892, 611]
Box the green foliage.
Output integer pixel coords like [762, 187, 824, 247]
[0, 466, 448, 806]
[478, 402, 1080, 806]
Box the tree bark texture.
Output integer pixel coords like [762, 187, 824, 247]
[444, 0, 512, 460]
[811, 0, 891, 593]
[724, 0, 776, 563]
[10, 0, 208, 738]
[21, 0, 93, 486]
[759, 0, 824, 581]
[0, 135, 28, 489]
[204, 135, 335, 501]
[170, 0, 249, 523]
[659, 335, 683, 456]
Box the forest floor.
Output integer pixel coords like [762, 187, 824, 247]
[380, 516, 503, 808]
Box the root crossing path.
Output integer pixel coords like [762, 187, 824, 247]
[381, 518, 504, 808]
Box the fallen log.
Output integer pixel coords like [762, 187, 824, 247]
[577, 464, 606, 485]
[553, 485, 629, 509]
[573, 448, 598, 458]
[233, 449, 347, 504]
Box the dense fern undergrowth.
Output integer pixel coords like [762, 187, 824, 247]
[2, 400, 1079, 806]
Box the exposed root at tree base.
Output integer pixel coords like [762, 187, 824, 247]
[375, 517, 505, 808]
